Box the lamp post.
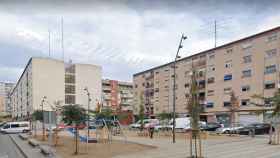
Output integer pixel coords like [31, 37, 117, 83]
[41, 96, 47, 141]
[172, 34, 187, 143]
[84, 87, 91, 153]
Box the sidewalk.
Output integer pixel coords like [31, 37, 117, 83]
[9, 134, 48, 158]
[113, 135, 280, 158]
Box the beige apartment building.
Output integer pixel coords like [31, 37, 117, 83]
[133, 26, 280, 126]
[102, 79, 134, 111]
[10, 57, 102, 119]
[0, 82, 14, 114]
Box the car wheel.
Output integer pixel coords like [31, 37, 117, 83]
[224, 130, 230, 134]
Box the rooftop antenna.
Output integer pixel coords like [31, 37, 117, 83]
[214, 20, 217, 48]
[48, 29, 51, 57]
[61, 17, 64, 61]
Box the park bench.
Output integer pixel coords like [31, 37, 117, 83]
[18, 134, 29, 140]
[39, 145, 52, 155]
[28, 139, 39, 147]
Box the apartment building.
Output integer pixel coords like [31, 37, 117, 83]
[0, 82, 14, 114]
[102, 79, 133, 111]
[133, 26, 280, 126]
[10, 57, 102, 119]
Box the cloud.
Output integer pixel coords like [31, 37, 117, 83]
[0, 1, 280, 83]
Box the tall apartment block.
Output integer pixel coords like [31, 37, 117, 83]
[102, 79, 134, 111]
[0, 82, 14, 114]
[133, 27, 280, 126]
[10, 57, 102, 119]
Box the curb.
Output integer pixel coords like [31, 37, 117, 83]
[8, 134, 28, 158]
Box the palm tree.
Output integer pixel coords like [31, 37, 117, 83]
[32, 110, 43, 137]
[251, 89, 280, 144]
[139, 92, 145, 131]
[187, 69, 204, 158]
[228, 91, 239, 128]
[61, 104, 86, 155]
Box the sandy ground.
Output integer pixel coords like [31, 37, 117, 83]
[33, 131, 155, 158]
[32, 129, 239, 158]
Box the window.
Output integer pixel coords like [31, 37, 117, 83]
[208, 65, 215, 72]
[224, 74, 232, 81]
[242, 42, 252, 50]
[135, 84, 138, 88]
[184, 83, 190, 88]
[267, 33, 278, 42]
[265, 65, 277, 74]
[265, 82, 275, 89]
[241, 99, 250, 106]
[265, 98, 273, 106]
[207, 90, 214, 96]
[265, 49, 277, 59]
[65, 74, 75, 83]
[207, 77, 215, 84]
[65, 95, 75, 104]
[243, 55, 252, 63]
[224, 87, 232, 94]
[65, 65, 75, 73]
[209, 54, 215, 59]
[11, 124, 20, 128]
[242, 69, 252, 78]
[65, 85, 75, 94]
[226, 48, 233, 54]
[155, 88, 159, 92]
[241, 85, 250, 92]
[155, 71, 159, 74]
[223, 102, 231, 107]
[206, 102, 214, 108]
[225, 60, 232, 68]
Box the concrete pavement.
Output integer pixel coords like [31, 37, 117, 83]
[113, 135, 280, 158]
[0, 134, 25, 158]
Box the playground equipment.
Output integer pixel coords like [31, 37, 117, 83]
[66, 118, 126, 143]
[67, 128, 98, 143]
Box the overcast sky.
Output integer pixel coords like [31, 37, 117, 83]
[1, 0, 280, 83]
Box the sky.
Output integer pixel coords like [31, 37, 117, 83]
[1, 0, 280, 83]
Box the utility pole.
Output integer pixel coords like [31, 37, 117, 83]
[41, 96, 47, 141]
[214, 20, 217, 48]
[172, 34, 187, 143]
[84, 87, 91, 153]
[61, 17, 64, 61]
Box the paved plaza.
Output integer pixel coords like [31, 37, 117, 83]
[114, 135, 280, 158]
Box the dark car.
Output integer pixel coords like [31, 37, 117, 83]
[201, 122, 221, 131]
[238, 123, 273, 135]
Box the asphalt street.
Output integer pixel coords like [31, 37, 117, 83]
[0, 134, 25, 158]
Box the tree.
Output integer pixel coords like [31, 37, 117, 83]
[187, 69, 204, 158]
[32, 110, 43, 137]
[139, 92, 145, 131]
[251, 89, 280, 144]
[157, 111, 172, 121]
[228, 91, 239, 128]
[61, 104, 86, 155]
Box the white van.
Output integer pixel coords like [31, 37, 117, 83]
[0, 121, 30, 134]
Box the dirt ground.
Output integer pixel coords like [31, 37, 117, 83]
[33, 133, 155, 158]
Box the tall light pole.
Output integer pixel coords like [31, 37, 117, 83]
[84, 87, 91, 153]
[172, 34, 187, 143]
[41, 96, 47, 141]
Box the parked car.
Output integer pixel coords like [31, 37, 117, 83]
[0, 121, 30, 134]
[237, 123, 273, 135]
[129, 119, 159, 129]
[216, 123, 244, 134]
[200, 122, 220, 131]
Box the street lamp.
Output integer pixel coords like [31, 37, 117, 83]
[172, 34, 187, 143]
[41, 96, 47, 141]
[84, 87, 91, 153]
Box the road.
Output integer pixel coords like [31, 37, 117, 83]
[0, 134, 25, 158]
